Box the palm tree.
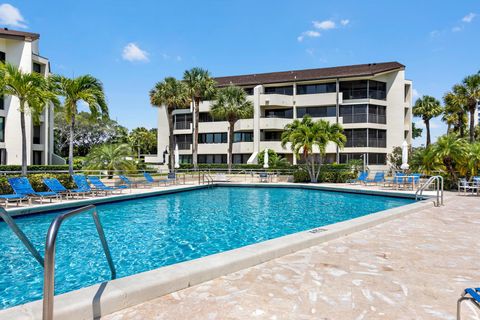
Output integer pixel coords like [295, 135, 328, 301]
[281, 116, 345, 182]
[0, 62, 59, 175]
[412, 95, 443, 146]
[443, 90, 467, 136]
[410, 146, 442, 175]
[183, 68, 217, 168]
[432, 134, 468, 181]
[150, 77, 189, 171]
[51, 75, 108, 175]
[84, 144, 136, 177]
[454, 72, 480, 142]
[210, 86, 253, 171]
[467, 142, 480, 177]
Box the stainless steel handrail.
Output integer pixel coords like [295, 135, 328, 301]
[0, 208, 44, 267]
[43, 205, 116, 320]
[415, 175, 444, 206]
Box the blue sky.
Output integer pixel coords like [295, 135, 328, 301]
[0, 1, 479, 146]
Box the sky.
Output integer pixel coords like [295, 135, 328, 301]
[0, 1, 479, 146]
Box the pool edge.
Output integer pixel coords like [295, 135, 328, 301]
[0, 185, 433, 320]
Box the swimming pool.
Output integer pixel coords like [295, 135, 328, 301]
[0, 186, 414, 309]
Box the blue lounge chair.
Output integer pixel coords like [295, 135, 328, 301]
[88, 176, 126, 195]
[72, 175, 98, 196]
[457, 287, 480, 319]
[365, 172, 385, 185]
[8, 177, 60, 204]
[0, 194, 28, 208]
[348, 171, 368, 184]
[118, 175, 142, 188]
[143, 172, 169, 186]
[43, 178, 89, 199]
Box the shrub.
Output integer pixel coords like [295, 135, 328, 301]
[293, 163, 356, 183]
[293, 168, 310, 182]
[0, 165, 81, 172]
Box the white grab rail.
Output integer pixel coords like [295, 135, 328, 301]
[415, 175, 444, 207]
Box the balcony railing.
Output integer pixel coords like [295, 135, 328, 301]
[177, 142, 191, 150]
[174, 122, 191, 130]
[341, 114, 386, 124]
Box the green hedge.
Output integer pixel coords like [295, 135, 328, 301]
[179, 163, 264, 170]
[0, 173, 76, 194]
[293, 164, 357, 183]
[0, 165, 81, 172]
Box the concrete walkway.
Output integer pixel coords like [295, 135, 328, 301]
[103, 193, 480, 320]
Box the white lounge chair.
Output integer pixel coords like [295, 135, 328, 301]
[458, 178, 479, 195]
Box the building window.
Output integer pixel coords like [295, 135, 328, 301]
[344, 129, 368, 147]
[0, 149, 6, 165]
[0, 51, 5, 62]
[264, 85, 293, 95]
[368, 129, 387, 148]
[33, 151, 43, 165]
[0, 117, 4, 142]
[297, 105, 336, 118]
[33, 62, 42, 74]
[369, 80, 387, 100]
[174, 114, 192, 129]
[262, 131, 282, 141]
[339, 153, 386, 165]
[174, 134, 192, 150]
[33, 125, 41, 144]
[233, 154, 250, 164]
[297, 82, 336, 95]
[199, 112, 224, 122]
[179, 155, 192, 164]
[198, 133, 227, 144]
[244, 87, 254, 95]
[340, 104, 386, 124]
[198, 154, 227, 164]
[233, 132, 253, 142]
[264, 108, 293, 119]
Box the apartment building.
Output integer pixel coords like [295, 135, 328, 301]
[155, 62, 413, 170]
[0, 28, 57, 165]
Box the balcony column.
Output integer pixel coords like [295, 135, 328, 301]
[252, 85, 262, 155]
[335, 78, 340, 163]
[293, 80, 297, 119]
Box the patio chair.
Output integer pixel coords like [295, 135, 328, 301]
[143, 172, 169, 186]
[118, 175, 143, 188]
[167, 172, 177, 184]
[8, 177, 60, 204]
[259, 172, 269, 183]
[364, 172, 385, 185]
[43, 178, 90, 199]
[88, 176, 126, 195]
[457, 287, 480, 319]
[384, 172, 405, 188]
[72, 175, 98, 196]
[458, 178, 479, 195]
[405, 173, 422, 190]
[348, 171, 368, 184]
[0, 193, 28, 208]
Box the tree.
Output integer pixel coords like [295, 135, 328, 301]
[412, 95, 443, 146]
[409, 146, 442, 175]
[150, 77, 189, 171]
[281, 116, 346, 182]
[432, 134, 468, 181]
[467, 142, 480, 177]
[183, 68, 217, 168]
[257, 149, 290, 168]
[210, 86, 253, 171]
[412, 122, 423, 139]
[54, 111, 128, 157]
[454, 72, 480, 142]
[83, 144, 136, 177]
[0, 62, 59, 175]
[128, 127, 157, 157]
[442, 91, 467, 136]
[52, 75, 108, 174]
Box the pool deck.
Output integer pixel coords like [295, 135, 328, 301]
[97, 187, 480, 320]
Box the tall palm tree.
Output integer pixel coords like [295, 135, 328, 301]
[51, 75, 108, 174]
[454, 72, 480, 142]
[0, 62, 59, 175]
[443, 90, 467, 136]
[210, 86, 253, 171]
[84, 143, 136, 178]
[183, 68, 217, 168]
[281, 116, 345, 182]
[412, 95, 443, 146]
[150, 77, 189, 171]
[432, 134, 468, 181]
[467, 142, 480, 177]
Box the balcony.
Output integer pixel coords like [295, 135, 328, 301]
[295, 92, 341, 106]
[174, 122, 192, 130]
[259, 94, 293, 107]
[259, 141, 287, 153]
[232, 142, 254, 154]
[234, 119, 254, 131]
[259, 117, 292, 130]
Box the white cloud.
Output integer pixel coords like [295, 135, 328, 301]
[175, 55, 182, 62]
[412, 89, 420, 100]
[340, 19, 350, 26]
[297, 30, 320, 42]
[0, 4, 27, 28]
[122, 43, 149, 62]
[452, 26, 462, 32]
[462, 12, 476, 23]
[313, 20, 336, 30]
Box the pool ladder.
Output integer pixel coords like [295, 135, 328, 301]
[0, 205, 116, 320]
[202, 172, 214, 187]
[415, 175, 444, 207]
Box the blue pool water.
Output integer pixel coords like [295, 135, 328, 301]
[0, 186, 413, 309]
